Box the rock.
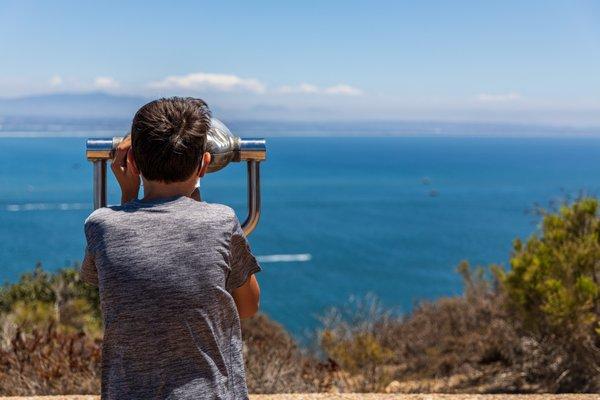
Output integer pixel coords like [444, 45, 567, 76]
[385, 380, 401, 393]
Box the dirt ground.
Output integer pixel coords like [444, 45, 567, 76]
[0, 395, 598, 400]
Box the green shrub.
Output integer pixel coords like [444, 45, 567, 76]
[0, 263, 101, 336]
[498, 198, 600, 335]
[496, 197, 600, 391]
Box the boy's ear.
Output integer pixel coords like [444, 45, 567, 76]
[198, 152, 211, 178]
[127, 149, 140, 176]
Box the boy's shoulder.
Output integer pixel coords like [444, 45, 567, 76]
[84, 206, 114, 227]
[84, 200, 238, 227]
[195, 202, 240, 231]
[201, 202, 236, 218]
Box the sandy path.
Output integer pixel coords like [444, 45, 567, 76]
[0, 394, 598, 400]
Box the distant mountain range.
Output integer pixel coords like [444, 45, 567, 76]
[0, 92, 148, 118]
[0, 92, 278, 121]
[1, 92, 599, 137]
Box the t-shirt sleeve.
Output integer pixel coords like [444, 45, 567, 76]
[81, 248, 99, 286]
[226, 218, 261, 292]
[80, 218, 99, 286]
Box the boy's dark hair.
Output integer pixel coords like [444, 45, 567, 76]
[131, 97, 211, 183]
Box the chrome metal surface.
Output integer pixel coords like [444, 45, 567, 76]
[238, 138, 266, 162]
[85, 119, 266, 166]
[205, 119, 240, 172]
[86, 138, 121, 160]
[205, 119, 266, 169]
[93, 160, 107, 209]
[85, 118, 266, 235]
[241, 161, 261, 236]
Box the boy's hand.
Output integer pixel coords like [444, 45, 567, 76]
[111, 136, 140, 204]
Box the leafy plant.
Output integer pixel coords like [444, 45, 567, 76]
[498, 198, 600, 334]
[495, 197, 600, 391]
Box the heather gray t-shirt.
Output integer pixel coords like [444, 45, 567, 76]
[81, 196, 261, 400]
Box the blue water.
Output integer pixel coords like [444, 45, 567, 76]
[1, 133, 600, 335]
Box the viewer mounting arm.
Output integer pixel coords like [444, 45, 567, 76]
[85, 119, 266, 236]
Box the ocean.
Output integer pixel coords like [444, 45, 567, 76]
[1, 125, 600, 335]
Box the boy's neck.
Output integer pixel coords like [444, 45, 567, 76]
[141, 178, 197, 202]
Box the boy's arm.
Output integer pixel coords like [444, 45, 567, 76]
[111, 136, 140, 204]
[81, 250, 99, 286]
[81, 220, 99, 286]
[227, 219, 261, 318]
[232, 275, 260, 318]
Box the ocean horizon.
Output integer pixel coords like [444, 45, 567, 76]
[3, 114, 600, 138]
[2, 120, 600, 336]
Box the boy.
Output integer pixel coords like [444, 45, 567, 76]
[81, 97, 261, 400]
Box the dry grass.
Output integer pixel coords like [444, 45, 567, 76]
[317, 266, 600, 394]
[0, 262, 597, 395]
[0, 325, 101, 396]
[1, 288, 598, 395]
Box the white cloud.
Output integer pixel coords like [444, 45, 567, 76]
[148, 73, 361, 97]
[323, 84, 363, 96]
[276, 83, 363, 96]
[477, 92, 521, 103]
[148, 72, 266, 94]
[93, 76, 120, 89]
[49, 75, 63, 87]
[277, 83, 320, 94]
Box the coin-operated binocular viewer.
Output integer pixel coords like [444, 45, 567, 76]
[85, 119, 266, 236]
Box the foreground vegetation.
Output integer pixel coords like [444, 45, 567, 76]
[1, 198, 599, 395]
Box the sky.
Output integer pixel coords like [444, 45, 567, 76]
[1, 0, 600, 125]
